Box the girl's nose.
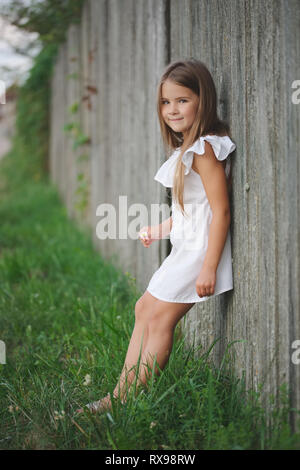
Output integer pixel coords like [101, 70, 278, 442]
[169, 103, 179, 114]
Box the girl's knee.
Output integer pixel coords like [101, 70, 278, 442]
[134, 295, 153, 324]
[134, 298, 144, 323]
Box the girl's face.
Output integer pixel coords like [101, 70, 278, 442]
[161, 79, 199, 140]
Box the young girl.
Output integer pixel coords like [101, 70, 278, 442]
[77, 58, 236, 414]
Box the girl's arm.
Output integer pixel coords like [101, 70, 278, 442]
[151, 216, 172, 240]
[202, 213, 230, 270]
[193, 141, 231, 272]
[139, 217, 172, 247]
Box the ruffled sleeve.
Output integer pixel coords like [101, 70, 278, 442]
[153, 149, 180, 188]
[181, 134, 236, 178]
[153, 135, 236, 188]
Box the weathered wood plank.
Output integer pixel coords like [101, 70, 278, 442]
[49, 0, 300, 421]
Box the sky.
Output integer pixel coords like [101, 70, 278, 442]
[0, 1, 42, 88]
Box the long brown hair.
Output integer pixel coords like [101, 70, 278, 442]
[156, 58, 234, 216]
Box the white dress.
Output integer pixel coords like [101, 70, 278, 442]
[146, 134, 236, 303]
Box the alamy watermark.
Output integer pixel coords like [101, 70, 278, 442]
[95, 196, 209, 252]
[0, 340, 6, 364]
[291, 340, 300, 365]
[291, 80, 300, 104]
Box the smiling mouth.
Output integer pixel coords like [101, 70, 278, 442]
[170, 118, 183, 121]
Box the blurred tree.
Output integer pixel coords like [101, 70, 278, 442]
[1, 0, 86, 45]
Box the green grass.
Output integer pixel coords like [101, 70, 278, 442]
[0, 150, 300, 450]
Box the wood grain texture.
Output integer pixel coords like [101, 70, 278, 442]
[49, 0, 300, 423]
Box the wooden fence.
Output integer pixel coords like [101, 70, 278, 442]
[49, 0, 300, 424]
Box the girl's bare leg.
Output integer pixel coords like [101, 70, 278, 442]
[76, 291, 157, 413]
[77, 293, 194, 414]
[133, 300, 195, 390]
[98, 296, 195, 408]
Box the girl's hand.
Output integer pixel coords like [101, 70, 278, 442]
[195, 266, 217, 298]
[138, 226, 155, 248]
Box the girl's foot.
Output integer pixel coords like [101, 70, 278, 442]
[76, 393, 112, 415]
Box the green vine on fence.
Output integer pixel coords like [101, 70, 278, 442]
[63, 99, 91, 217]
[1, 0, 87, 187]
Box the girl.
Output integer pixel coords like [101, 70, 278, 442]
[77, 58, 236, 414]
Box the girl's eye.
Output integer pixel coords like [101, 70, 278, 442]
[162, 99, 187, 104]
